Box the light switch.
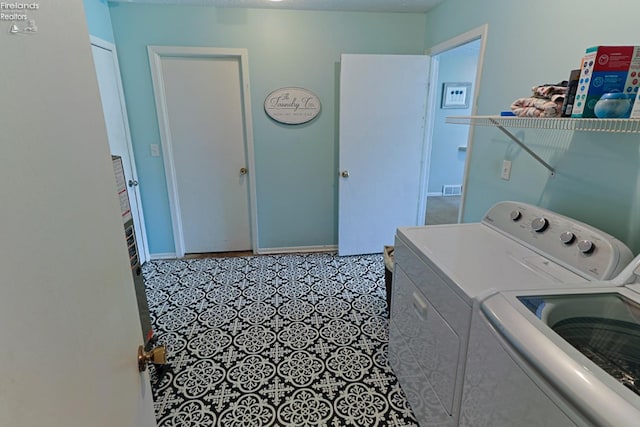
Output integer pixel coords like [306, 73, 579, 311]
[501, 160, 512, 180]
[150, 144, 160, 157]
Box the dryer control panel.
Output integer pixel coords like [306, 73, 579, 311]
[482, 201, 633, 281]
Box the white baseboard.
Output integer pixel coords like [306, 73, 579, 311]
[151, 246, 338, 258]
[149, 252, 178, 260]
[257, 245, 338, 255]
[428, 189, 463, 197]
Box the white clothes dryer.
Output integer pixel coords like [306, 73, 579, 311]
[389, 201, 633, 426]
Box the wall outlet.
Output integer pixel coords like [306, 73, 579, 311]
[150, 144, 160, 157]
[501, 160, 512, 180]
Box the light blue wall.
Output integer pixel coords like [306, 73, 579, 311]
[426, 0, 640, 254]
[428, 46, 478, 193]
[108, 4, 427, 254]
[83, 0, 114, 42]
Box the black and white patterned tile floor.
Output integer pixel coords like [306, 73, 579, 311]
[142, 253, 419, 426]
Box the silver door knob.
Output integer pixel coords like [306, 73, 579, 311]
[240, 167, 248, 175]
[341, 170, 349, 178]
[128, 179, 139, 187]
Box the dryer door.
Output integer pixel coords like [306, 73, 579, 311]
[391, 265, 460, 415]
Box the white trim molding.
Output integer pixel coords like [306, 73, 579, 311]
[149, 252, 179, 260]
[425, 24, 489, 224]
[257, 245, 339, 255]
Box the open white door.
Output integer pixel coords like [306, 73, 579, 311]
[91, 37, 150, 264]
[0, 2, 156, 426]
[338, 54, 431, 256]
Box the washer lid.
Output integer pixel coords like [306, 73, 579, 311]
[519, 292, 640, 396]
[482, 288, 640, 426]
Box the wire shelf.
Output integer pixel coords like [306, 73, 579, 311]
[446, 115, 640, 133]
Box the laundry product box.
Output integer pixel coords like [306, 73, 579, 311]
[571, 45, 640, 118]
[561, 69, 581, 117]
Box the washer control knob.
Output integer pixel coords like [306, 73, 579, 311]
[510, 210, 522, 221]
[560, 231, 576, 245]
[531, 217, 549, 232]
[577, 239, 595, 254]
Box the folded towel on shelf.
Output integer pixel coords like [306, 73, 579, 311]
[511, 82, 567, 117]
[511, 97, 562, 117]
[531, 83, 567, 100]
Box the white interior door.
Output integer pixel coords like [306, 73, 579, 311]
[91, 38, 150, 264]
[149, 47, 255, 256]
[0, 1, 156, 426]
[338, 54, 431, 255]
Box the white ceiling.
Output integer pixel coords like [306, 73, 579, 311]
[109, 0, 446, 14]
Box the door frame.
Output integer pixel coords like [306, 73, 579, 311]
[423, 24, 488, 222]
[91, 35, 151, 263]
[148, 46, 258, 257]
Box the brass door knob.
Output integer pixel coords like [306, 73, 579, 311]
[138, 345, 167, 372]
[240, 167, 248, 175]
[341, 170, 350, 178]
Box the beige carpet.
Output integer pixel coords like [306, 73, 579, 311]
[425, 196, 460, 225]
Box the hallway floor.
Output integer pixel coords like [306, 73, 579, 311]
[425, 195, 460, 225]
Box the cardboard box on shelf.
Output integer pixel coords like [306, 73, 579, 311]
[571, 46, 640, 118]
[561, 69, 581, 117]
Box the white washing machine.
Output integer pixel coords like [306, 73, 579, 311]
[462, 258, 640, 426]
[389, 201, 633, 426]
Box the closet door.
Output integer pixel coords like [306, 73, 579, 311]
[148, 47, 256, 256]
[92, 38, 150, 263]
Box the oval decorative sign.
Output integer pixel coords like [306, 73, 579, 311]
[264, 87, 321, 125]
